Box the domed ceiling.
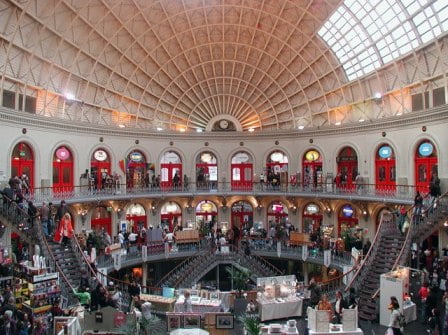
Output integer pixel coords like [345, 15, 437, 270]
[0, 0, 446, 132]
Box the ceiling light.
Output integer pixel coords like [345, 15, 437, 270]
[179, 128, 186, 132]
[196, 129, 203, 133]
[156, 127, 163, 131]
[248, 128, 255, 132]
[374, 92, 382, 99]
[335, 121, 341, 126]
[359, 119, 365, 123]
[298, 125, 305, 130]
[64, 93, 75, 101]
[118, 124, 125, 128]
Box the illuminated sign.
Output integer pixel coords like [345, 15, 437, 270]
[94, 150, 108, 161]
[418, 142, 433, 157]
[129, 152, 143, 162]
[378, 146, 392, 159]
[56, 147, 70, 161]
[305, 150, 320, 162]
[342, 205, 354, 217]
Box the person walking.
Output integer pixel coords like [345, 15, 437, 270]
[388, 299, 403, 335]
[40, 201, 50, 237]
[54, 213, 74, 249]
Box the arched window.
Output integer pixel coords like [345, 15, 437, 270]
[231, 151, 253, 191]
[11, 142, 34, 191]
[53, 146, 74, 192]
[415, 140, 438, 193]
[196, 152, 218, 190]
[91, 148, 111, 190]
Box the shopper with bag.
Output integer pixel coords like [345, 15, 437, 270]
[388, 299, 403, 335]
[54, 213, 74, 249]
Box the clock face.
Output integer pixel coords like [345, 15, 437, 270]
[219, 119, 229, 129]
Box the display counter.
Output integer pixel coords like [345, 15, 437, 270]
[174, 296, 222, 315]
[176, 230, 200, 244]
[256, 296, 303, 322]
[140, 293, 176, 312]
[309, 324, 363, 335]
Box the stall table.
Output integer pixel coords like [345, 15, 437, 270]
[140, 294, 176, 312]
[174, 296, 222, 315]
[403, 301, 417, 323]
[256, 296, 303, 321]
[309, 324, 363, 335]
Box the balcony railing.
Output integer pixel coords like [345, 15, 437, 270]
[26, 181, 422, 204]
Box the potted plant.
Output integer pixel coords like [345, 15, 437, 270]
[238, 313, 261, 335]
[225, 266, 251, 292]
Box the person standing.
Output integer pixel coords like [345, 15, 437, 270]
[419, 282, 430, 323]
[40, 201, 50, 237]
[56, 200, 69, 223]
[388, 300, 403, 335]
[183, 291, 193, 313]
[334, 290, 348, 323]
[48, 202, 55, 237]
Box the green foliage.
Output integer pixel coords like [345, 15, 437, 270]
[238, 313, 261, 335]
[225, 266, 250, 291]
[117, 315, 165, 335]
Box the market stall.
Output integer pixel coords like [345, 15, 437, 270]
[174, 293, 222, 314]
[256, 275, 303, 321]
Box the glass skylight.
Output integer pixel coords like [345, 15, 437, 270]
[318, 0, 448, 81]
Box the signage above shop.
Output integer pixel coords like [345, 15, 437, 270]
[342, 205, 354, 217]
[378, 146, 392, 159]
[129, 151, 143, 162]
[94, 150, 108, 161]
[56, 147, 70, 161]
[305, 150, 320, 162]
[418, 142, 433, 157]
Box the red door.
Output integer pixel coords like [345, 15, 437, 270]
[303, 162, 322, 188]
[303, 214, 323, 234]
[53, 147, 74, 193]
[231, 163, 253, 191]
[337, 161, 357, 190]
[126, 215, 147, 233]
[11, 142, 34, 191]
[161, 163, 182, 190]
[161, 213, 182, 232]
[196, 163, 218, 190]
[91, 161, 111, 189]
[375, 160, 396, 192]
[415, 157, 438, 193]
[91, 217, 112, 236]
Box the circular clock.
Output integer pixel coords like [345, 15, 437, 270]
[219, 119, 229, 129]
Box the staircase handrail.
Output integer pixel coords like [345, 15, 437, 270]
[236, 242, 283, 275]
[371, 192, 445, 300]
[70, 233, 107, 292]
[155, 246, 211, 287]
[344, 212, 391, 292]
[173, 250, 217, 287]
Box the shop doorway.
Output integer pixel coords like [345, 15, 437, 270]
[161, 151, 182, 190]
[91, 206, 112, 236]
[52, 146, 74, 193]
[336, 146, 358, 190]
[195, 201, 218, 230]
[126, 203, 147, 234]
[267, 201, 289, 226]
[126, 151, 148, 189]
[265, 151, 288, 189]
[303, 203, 323, 234]
[160, 202, 182, 232]
[90, 148, 111, 190]
[415, 140, 438, 193]
[231, 152, 253, 191]
[196, 152, 218, 190]
[303, 150, 323, 188]
[11, 142, 34, 192]
[338, 204, 358, 237]
[231, 201, 253, 230]
[375, 144, 396, 192]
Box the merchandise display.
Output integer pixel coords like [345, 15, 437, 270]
[174, 293, 222, 314]
[256, 276, 303, 321]
[14, 262, 61, 328]
[140, 293, 176, 312]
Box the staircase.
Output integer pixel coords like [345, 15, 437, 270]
[357, 230, 404, 320]
[159, 246, 281, 288]
[44, 240, 83, 288]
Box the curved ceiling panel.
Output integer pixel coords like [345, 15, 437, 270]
[0, 0, 446, 132]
